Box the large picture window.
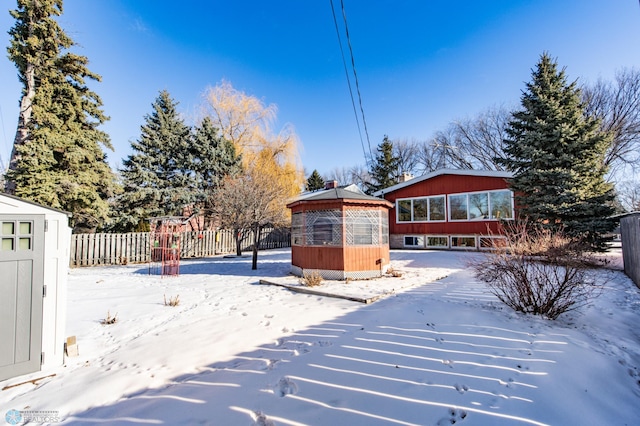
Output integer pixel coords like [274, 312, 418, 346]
[469, 193, 489, 220]
[397, 195, 446, 222]
[429, 197, 445, 220]
[413, 199, 428, 221]
[398, 200, 412, 222]
[449, 194, 468, 220]
[490, 190, 513, 219]
[398, 190, 513, 223]
[448, 190, 514, 222]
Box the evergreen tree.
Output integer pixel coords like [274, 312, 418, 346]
[366, 135, 400, 195]
[499, 53, 616, 250]
[115, 90, 192, 232]
[190, 117, 242, 221]
[5, 0, 116, 232]
[305, 169, 325, 191]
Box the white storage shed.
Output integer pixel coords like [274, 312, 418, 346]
[0, 193, 71, 381]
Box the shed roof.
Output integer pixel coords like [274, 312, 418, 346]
[373, 168, 513, 197]
[0, 193, 72, 217]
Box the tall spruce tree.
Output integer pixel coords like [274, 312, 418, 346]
[115, 90, 193, 232]
[190, 117, 242, 221]
[5, 0, 115, 232]
[305, 169, 325, 191]
[499, 53, 616, 250]
[366, 135, 400, 195]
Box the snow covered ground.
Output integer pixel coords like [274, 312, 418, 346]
[1, 248, 639, 425]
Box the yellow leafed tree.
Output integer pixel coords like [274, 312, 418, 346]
[201, 80, 304, 217]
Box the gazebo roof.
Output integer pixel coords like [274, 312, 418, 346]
[287, 184, 392, 208]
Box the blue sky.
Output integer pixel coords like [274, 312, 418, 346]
[1, 1, 639, 178]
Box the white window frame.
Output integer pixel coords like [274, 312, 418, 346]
[478, 236, 508, 250]
[426, 235, 449, 248]
[403, 235, 425, 248]
[396, 195, 447, 223]
[450, 235, 477, 249]
[448, 190, 515, 222]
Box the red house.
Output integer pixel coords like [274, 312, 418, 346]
[374, 169, 515, 250]
[287, 182, 393, 280]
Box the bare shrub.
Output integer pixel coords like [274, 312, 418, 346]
[301, 270, 323, 287]
[164, 294, 180, 307]
[101, 310, 118, 325]
[469, 221, 603, 320]
[386, 267, 403, 278]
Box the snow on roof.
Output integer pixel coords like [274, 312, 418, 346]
[289, 184, 388, 205]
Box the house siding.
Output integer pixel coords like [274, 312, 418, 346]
[380, 172, 513, 249]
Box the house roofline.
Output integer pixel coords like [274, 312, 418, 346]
[373, 168, 513, 197]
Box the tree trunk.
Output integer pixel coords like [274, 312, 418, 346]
[6, 62, 36, 194]
[251, 224, 261, 270]
[235, 228, 242, 256]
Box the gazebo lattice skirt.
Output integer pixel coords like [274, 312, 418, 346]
[291, 265, 388, 281]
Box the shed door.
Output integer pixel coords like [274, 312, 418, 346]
[0, 215, 45, 381]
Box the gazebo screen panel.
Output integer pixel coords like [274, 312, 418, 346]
[346, 209, 385, 246]
[291, 212, 303, 245]
[305, 210, 342, 246]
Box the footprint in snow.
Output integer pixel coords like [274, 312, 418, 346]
[276, 377, 298, 397]
[253, 411, 275, 426]
[436, 408, 468, 425]
[454, 383, 469, 394]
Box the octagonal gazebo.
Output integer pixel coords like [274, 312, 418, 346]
[286, 181, 393, 280]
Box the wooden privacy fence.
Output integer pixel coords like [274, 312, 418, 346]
[620, 213, 640, 288]
[70, 227, 291, 267]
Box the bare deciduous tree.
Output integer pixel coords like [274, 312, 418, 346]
[616, 180, 640, 212]
[213, 170, 288, 269]
[582, 68, 640, 174]
[324, 164, 371, 192]
[415, 137, 446, 174]
[392, 138, 420, 176]
[450, 105, 511, 170]
[324, 166, 352, 186]
[201, 80, 304, 215]
[414, 107, 511, 175]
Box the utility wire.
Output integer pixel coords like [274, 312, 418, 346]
[330, 0, 368, 164]
[340, 0, 373, 163]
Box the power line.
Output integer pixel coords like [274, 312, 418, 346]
[339, 0, 373, 162]
[329, 0, 373, 165]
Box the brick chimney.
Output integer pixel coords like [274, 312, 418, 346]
[398, 173, 414, 183]
[325, 180, 338, 189]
